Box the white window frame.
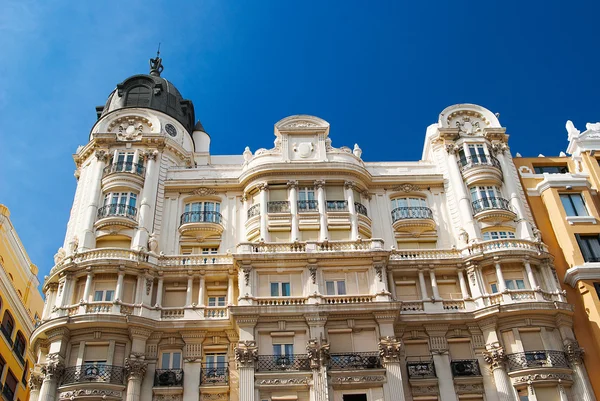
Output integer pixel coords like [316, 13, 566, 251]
[208, 296, 226, 307]
[202, 247, 219, 254]
[184, 201, 221, 213]
[104, 192, 137, 208]
[270, 282, 291, 297]
[325, 280, 347, 295]
[93, 290, 115, 302]
[391, 197, 427, 209]
[483, 231, 516, 240]
[469, 186, 502, 202]
[160, 351, 182, 370]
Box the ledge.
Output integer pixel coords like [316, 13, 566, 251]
[566, 216, 597, 225]
[564, 263, 600, 287]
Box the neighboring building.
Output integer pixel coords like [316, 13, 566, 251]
[515, 121, 600, 397]
[0, 204, 45, 401]
[30, 56, 597, 401]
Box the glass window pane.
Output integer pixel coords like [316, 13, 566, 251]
[94, 291, 103, 302]
[516, 280, 526, 289]
[587, 236, 600, 260]
[161, 353, 170, 369]
[282, 282, 290, 296]
[172, 352, 181, 369]
[506, 280, 515, 290]
[491, 283, 498, 293]
[271, 283, 279, 297]
[483, 232, 491, 240]
[284, 344, 294, 355]
[337, 281, 346, 295]
[218, 297, 226, 306]
[208, 297, 216, 306]
[326, 281, 335, 295]
[560, 194, 577, 216]
[571, 194, 588, 216]
[273, 345, 281, 355]
[105, 290, 114, 301]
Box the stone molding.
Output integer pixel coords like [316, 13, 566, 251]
[235, 341, 258, 368]
[41, 354, 64, 381]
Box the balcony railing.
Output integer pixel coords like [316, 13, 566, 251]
[200, 364, 229, 385]
[326, 200, 348, 211]
[103, 161, 145, 177]
[154, 369, 184, 387]
[391, 206, 433, 222]
[406, 358, 436, 379]
[256, 355, 311, 372]
[506, 351, 569, 371]
[61, 364, 125, 385]
[450, 359, 481, 377]
[1, 384, 14, 401]
[268, 201, 290, 213]
[458, 155, 501, 172]
[248, 204, 260, 219]
[329, 352, 382, 370]
[355, 202, 368, 217]
[180, 211, 223, 225]
[471, 197, 512, 215]
[97, 204, 137, 220]
[0, 326, 13, 347]
[298, 200, 318, 212]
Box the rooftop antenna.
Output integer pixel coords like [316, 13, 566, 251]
[149, 43, 164, 76]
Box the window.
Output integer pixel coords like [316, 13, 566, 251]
[202, 247, 218, 254]
[298, 187, 317, 211]
[0, 355, 5, 378]
[13, 332, 26, 361]
[183, 201, 221, 223]
[533, 165, 568, 174]
[111, 151, 143, 174]
[161, 352, 182, 369]
[93, 290, 115, 302]
[205, 353, 227, 378]
[325, 280, 347, 295]
[459, 144, 488, 164]
[391, 197, 430, 220]
[21, 361, 28, 385]
[470, 186, 506, 212]
[270, 282, 290, 297]
[102, 192, 137, 217]
[1, 311, 14, 341]
[125, 85, 151, 107]
[343, 395, 368, 401]
[594, 282, 600, 301]
[273, 344, 293, 356]
[505, 279, 526, 290]
[3, 370, 17, 400]
[491, 283, 498, 294]
[560, 194, 588, 216]
[208, 296, 226, 307]
[483, 231, 516, 240]
[576, 234, 600, 263]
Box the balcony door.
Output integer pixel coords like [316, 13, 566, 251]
[205, 353, 227, 377]
[161, 351, 182, 370]
[343, 394, 367, 401]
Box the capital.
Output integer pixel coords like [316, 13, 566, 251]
[564, 340, 584, 364]
[258, 183, 269, 192]
[314, 179, 326, 188]
[235, 341, 258, 368]
[125, 356, 148, 380]
[483, 345, 506, 370]
[307, 338, 330, 369]
[445, 143, 460, 154]
[28, 370, 43, 390]
[95, 149, 109, 162]
[287, 180, 298, 189]
[379, 336, 402, 363]
[40, 354, 64, 380]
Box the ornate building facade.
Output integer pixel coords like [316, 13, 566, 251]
[0, 204, 45, 401]
[514, 121, 600, 396]
[30, 58, 597, 401]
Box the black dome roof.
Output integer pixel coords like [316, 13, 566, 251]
[98, 57, 196, 134]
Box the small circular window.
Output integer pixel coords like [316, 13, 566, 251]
[165, 123, 177, 137]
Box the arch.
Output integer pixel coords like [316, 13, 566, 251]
[125, 85, 152, 107]
[1, 310, 14, 339]
[275, 115, 330, 132]
[438, 103, 502, 130]
[13, 331, 26, 360]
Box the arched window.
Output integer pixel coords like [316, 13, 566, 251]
[125, 85, 151, 107]
[13, 331, 26, 361]
[1, 311, 14, 340]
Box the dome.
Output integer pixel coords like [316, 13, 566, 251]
[98, 56, 196, 134]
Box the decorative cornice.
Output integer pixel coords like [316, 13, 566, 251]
[391, 183, 421, 193]
[330, 375, 386, 384]
[563, 263, 600, 287]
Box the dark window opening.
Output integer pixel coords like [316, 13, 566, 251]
[533, 165, 568, 174]
[125, 85, 151, 107]
[594, 282, 600, 300]
[576, 234, 600, 263]
[343, 395, 368, 401]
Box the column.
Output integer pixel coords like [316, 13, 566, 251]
[444, 144, 479, 241]
[565, 341, 597, 401]
[429, 268, 441, 300]
[315, 180, 328, 241]
[387, 271, 397, 300]
[115, 270, 125, 300]
[484, 346, 519, 401]
[558, 384, 570, 401]
[227, 274, 234, 305]
[238, 261, 253, 305]
[240, 194, 249, 242]
[494, 147, 533, 239]
[495, 261, 507, 292]
[523, 260, 538, 289]
[125, 328, 151, 401]
[306, 313, 330, 401]
[155, 277, 163, 307]
[37, 358, 64, 401]
[379, 337, 406, 401]
[82, 272, 94, 302]
[81, 150, 108, 250]
[134, 274, 144, 304]
[236, 341, 258, 401]
[345, 181, 359, 240]
[132, 149, 160, 250]
[465, 264, 483, 299]
[418, 268, 429, 300]
[425, 326, 458, 401]
[182, 332, 205, 401]
[288, 181, 299, 241]
[259, 183, 269, 241]
[186, 275, 194, 306]
[28, 374, 43, 401]
[457, 268, 470, 299]
[198, 275, 205, 306]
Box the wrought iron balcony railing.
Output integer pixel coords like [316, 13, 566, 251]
[200, 364, 229, 385]
[180, 211, 223, 225]
[329, 352, 382, 370]
[355, 202, 368, 217]
[458, 155, 501, 172]
[103, 161, 145, 177]
[471, 197, 512, 215]
[154, 369, 184, 387]
[268, 201, 290, 213]
[298, 200, 319, 212]
[256, 355, 311, 372]
[247, 204, 260, 219]
[391, 206, 433, 222]
[1, 384, 14, 401]
[61, 364, 125, 385]
[406, 358, 436, 379]
[0, 326, 12, 347]
[506, 351, 569, 371]
[450, 359, 481, 377]
[97, 204, 137, 220]
[326, 200, 348, 211]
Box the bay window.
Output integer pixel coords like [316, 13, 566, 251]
[100, 192, 137, 219]
[470, 186, 508, 213]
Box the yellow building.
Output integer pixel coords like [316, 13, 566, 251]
[0, 205, 45, 401]
[514, 120, 600, 397]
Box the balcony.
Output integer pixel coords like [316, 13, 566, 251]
[154, 369, 184, 387]
[406, 359, 436, 379]
[471, 197, 516, 223]
[268, 201, 290, 213]
[95, 204, 138, 229]
[61, 364, 125, 385]
[326, 200, 348, 212]
[355, 202, 368, 217]
[391, 206, 436, 234]
[256, 355, 311, 372]
[103, 161, 145, 178]
[178, 211, 224, 238]
[248, 204, 260, 219]
[458, 156, 502, 185]
[298, 200, 318, 212]
[506, 351, 569, 372]
[450, 359, 481, 377]
[200, 364, 229, 385]
[329, 352, 382, 370]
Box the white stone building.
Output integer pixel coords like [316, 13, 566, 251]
[30, 58, 597, 401]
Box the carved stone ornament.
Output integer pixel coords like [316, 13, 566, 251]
[191, 187, 216, 196]
[513, 373, 572, 383]
[292, 142, 315, 158]
[124, 356, 148, 380]
[483, 345, 506, 370]
[53, 247, 66, 265]
[41, 354, 64, 380]
[241, 265, 252, 286]
[142, 149, 159, 161]
[283, 120, 319, 128]
[28, 371, 43, 391]
[307, 338, 330, 369]
[330, 375, 386, 384]
[257, 378, 310, 385]
[235, 341, 258, 367]
[202, 394, 229, 401]
[454, 115, 482, 135]
[117, 120, 144, 141]
[392, 183, 421, 193]
[491, 142, 509, 155]
[374, 264, 384, 282]
[378, 336, 402, 363]
[564, 340, 584, 364]
[95, 149, 109, 162]
[308, 265, 317, 284]
[59, 390, 123, 400]
[146, 278, 153, 296]
[445, 143, 460, 154]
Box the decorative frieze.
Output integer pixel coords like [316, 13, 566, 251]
[455, 383, 484, 394]
[235, 341, 258, 368]
[330, 375, 386, 384]
[257, 377, 310, 385]
[59, 390, 123, 400]
[513, 373, 572, 384]
[378, 336, 402, 363]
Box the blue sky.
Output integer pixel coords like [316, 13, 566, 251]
[1, 0, 599, 282]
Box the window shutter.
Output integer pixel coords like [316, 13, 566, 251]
[519, 331, 544, 351]
[113, 344, 126, 366]
[84, 345, 109, 361]
[448, 341, 473, 359]
[328, 333, 352, 353]
[405, 342, 430, 357]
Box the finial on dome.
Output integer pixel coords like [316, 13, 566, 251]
[149, 43, 164, 76]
